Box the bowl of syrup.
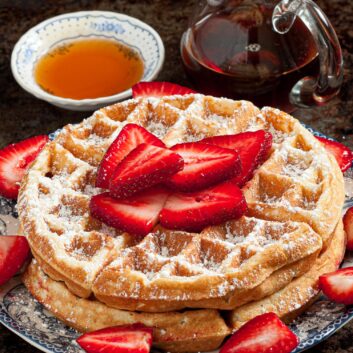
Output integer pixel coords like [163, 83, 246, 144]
[11, 11, 165, 111]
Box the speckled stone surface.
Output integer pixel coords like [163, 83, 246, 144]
[0, 0, 352, 352]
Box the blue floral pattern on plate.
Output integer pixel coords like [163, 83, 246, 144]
[0, 127, 352, 353]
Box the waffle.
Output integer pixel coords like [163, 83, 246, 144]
[229, 220, 346, 329]
[23, 260, 230, 353]
[18, 94, 345, 312]
[22, 220, 346, 353]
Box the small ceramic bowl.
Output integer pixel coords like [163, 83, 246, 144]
[11, 11, 165, 111]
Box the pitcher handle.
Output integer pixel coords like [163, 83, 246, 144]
[272, 0, 343, 107]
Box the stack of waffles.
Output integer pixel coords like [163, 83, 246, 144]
[18, 95, 346, 352]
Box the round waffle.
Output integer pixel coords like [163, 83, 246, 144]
[18, 94, 345, 312]
[22, 220, 346, 353]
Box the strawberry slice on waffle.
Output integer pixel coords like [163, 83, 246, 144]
[167, 142, 241, 192]
[160, 182, 247, 232]
[109, 143, 183, 199]
[90, 187, 169, 237]
[201, 130, 272, 187]
[96, 124, 165, 189]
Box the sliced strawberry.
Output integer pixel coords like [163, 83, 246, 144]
[319, 267, 353, 305]
[167, 142, 241, 192]
[110, 144, 184, 199]
[0, 236, 30, 286]
[96, 124, 165, 189]
[220, 312, 298, 353]
[77, 323, 153, 353]
[344, 207, 353, 251]
[0, 135, 49, 199]
[132, 81, 196, 98]
[160, 182, 247, 232]
[90, 187, 169, 237]
[316, 136, 353, 172]
[201, 130, 272, 187]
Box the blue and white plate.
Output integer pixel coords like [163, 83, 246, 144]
[0, 128, 352, 353]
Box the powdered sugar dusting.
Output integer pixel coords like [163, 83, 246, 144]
[17, 94, 343, 304]
[145, 120, 169, 139]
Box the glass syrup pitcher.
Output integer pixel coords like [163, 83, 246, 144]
[180, 0, 343, 111]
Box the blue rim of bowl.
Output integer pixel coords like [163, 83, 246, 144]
[10, 11, 165, 107]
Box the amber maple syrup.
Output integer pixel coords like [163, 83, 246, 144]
[181, 8, 320, 110]
[35, 38, 144, 100]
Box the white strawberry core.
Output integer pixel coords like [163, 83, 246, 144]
[117, 198, 161, 220]
[180, 150, 232, 171]
[329, 275, 353, 293]
[108, 191, 168, 221]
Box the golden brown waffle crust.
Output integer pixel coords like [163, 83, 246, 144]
[22, 220, 346, 353]
[229, 220, 346, 329]
[18, 94, 345, 311]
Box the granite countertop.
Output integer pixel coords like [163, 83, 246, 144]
[0, 0, 352, 352]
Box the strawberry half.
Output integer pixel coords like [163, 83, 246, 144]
[77, 323, 153, 353]
[201, 130, 272, 187]
[343, 207, 353, 251]
[160, 182, 247, 232]
[96, 124, 165, 189]
[0, 135, 49, 199]
[167, 142, 241, 192]
[0, 236, 30, 286]
[90, 187, 169, 237]
[220, 312, 299, 353]
[110, 144, 184, 199]
[132, 81, 196, 98]
[316, 136, 353, 172]
[319, 267, 353, 305]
